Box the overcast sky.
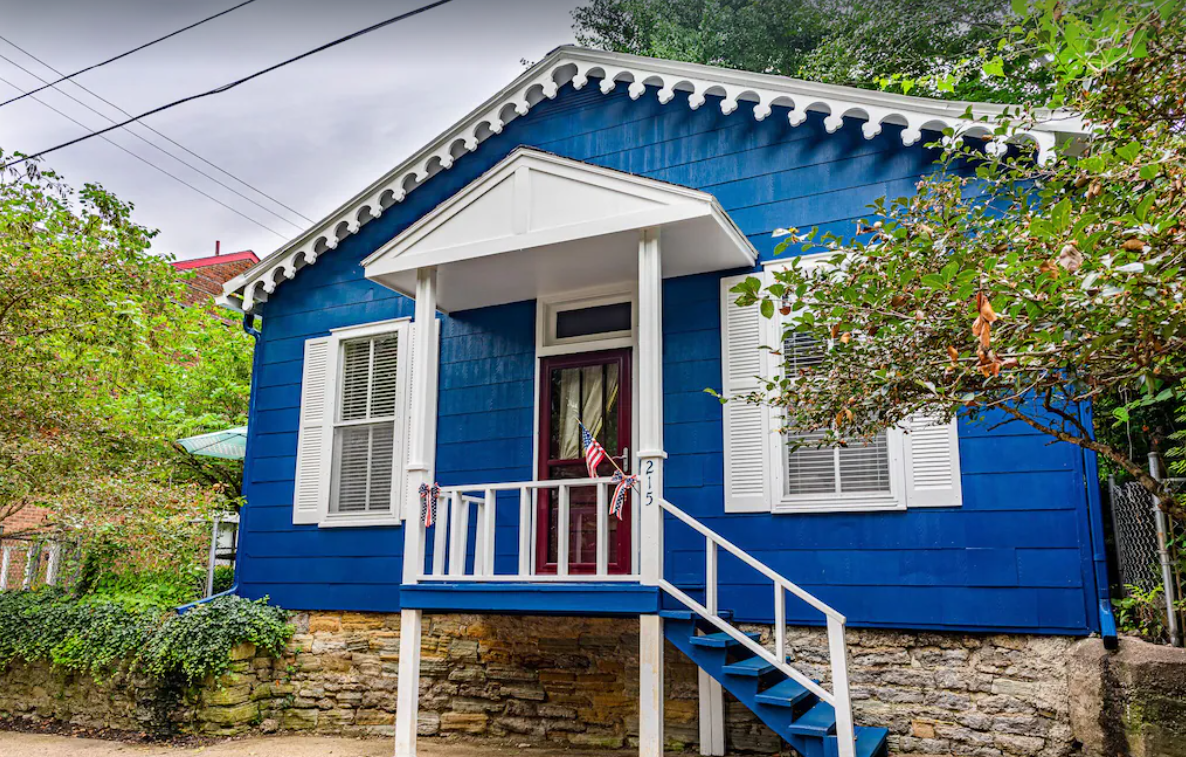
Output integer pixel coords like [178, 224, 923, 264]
[0, 0, 583, 260]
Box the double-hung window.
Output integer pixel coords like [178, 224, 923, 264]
[719, 257, 961, 514]
[292, 318, 426, 528]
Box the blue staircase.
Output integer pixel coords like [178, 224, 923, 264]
[662, 610, 889, 757]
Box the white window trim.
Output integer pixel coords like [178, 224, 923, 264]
[761, 255, 908, 514]
[318, 317, 413, 528]
[536, 285, 637, 357]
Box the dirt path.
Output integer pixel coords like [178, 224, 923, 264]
[0, 733, 642, 757]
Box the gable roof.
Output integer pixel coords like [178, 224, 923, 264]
[362, 147, 755, 312]
[220, 46, 1087, 313]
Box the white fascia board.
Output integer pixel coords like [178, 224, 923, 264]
[224, 46, 1083, 313]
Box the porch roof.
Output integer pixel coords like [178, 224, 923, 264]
[361, 148, 756, 313]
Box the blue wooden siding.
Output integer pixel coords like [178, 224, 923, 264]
[237, 80, 1105, 633]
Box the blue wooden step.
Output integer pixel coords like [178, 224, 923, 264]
[723, 656, 777, 677]
[827, 726, 889, 757]
[690, 631, 761, 648]
[754, 678, 814, 708]
[658, 609, 733, 621]
[788, 700, 836, 737]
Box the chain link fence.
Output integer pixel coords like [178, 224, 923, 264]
[1107, 477, 1184, 642]
[0, 536, 81, 592]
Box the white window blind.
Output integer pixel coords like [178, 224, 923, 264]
[781, 331, 893, 500]
[332, 334, 400, 514]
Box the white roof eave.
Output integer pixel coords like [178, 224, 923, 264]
[224, 46, 1085, 313]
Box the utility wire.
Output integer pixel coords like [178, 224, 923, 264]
[0, 47, 307, 229]
[0, 0, 259, 109]
[0, 74, 287, 238]
[1, 0, 457, 170]
[0, 33, 315, 226]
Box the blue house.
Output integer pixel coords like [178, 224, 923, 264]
[221, 47, 1106, 757]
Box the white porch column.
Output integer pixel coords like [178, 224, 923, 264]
[637, 228, 665, 585]
[639, 614, 665, 757]
[637, 228, 665, 757]
[396, 266, 437, 757]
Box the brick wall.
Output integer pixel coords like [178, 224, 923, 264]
[175, 257, 259, 305]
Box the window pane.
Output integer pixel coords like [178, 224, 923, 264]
[548, 362, 621, 460]
[335, 425, 372, 512]
[369, 334, 399, 418]
[784, 331, 825, 374]
[555, 302, 631, 339]
[838, 434, 891, 494]
[340, 340, 372, 422]
[333, 422, 395, 513]
[785, 429, 836, 495]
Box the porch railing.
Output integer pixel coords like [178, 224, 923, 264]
[657, 497, 856, 757]
[415, 477, 640, 582]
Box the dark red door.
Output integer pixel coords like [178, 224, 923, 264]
[536, 349, 632, 574]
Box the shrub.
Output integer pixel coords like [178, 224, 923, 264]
[143, 595, 290, 683]
[212, 565, 236, 594]
[0, 589, 291, 684]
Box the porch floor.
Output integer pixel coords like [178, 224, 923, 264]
[399, 582, 659, 615]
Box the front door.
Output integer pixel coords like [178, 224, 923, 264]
[537, 349, 632, 574]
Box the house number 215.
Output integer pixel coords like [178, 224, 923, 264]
[644, 460, 655, 507]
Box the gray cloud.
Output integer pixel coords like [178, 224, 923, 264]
[0, 0, 581, 259]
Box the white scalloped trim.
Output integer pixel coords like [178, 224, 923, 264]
[224, 48, 1082, 313]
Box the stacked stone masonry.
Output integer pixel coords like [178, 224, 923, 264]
[0, 611, 1083, 756]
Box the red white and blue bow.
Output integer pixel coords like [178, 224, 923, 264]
[610, 470, 637, 521]
[419, 482, 440, 528]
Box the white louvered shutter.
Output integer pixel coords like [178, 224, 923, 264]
[293, 336, 332, 524]
[902, 413, 962, 507]
[720, 274, 771, 513]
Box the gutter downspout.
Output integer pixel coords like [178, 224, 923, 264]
[1081, 400, 1119, 649]
[175, 312, 260, 614]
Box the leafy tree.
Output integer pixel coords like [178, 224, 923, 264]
[572, 0, 1048, 101]
[729, 0, 1186, 524]
[0, 153, 250, 572]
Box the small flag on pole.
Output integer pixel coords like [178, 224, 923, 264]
[419, 482, 440, 528]
[580, 422, 607, 478]
[610, 470, 637, 520]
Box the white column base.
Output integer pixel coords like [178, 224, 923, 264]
[698, 669, 725, 756]
[639, 614, 665, 757]
[394, 609, 423, 757]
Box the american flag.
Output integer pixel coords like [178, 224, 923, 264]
[419, 482, 439, 528]
[580, 422, 606, 478]
[610, 471, 636, 520]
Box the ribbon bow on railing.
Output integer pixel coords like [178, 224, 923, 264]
[418, 482, 440, 528]
[609, 470, 638, 521]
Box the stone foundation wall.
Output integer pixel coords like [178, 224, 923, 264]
[1068, 637, 1186, 757]
[0, 611, 1086, 756]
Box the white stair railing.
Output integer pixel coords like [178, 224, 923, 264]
[658, 498, 856, 757]
[416, 477, 640, 582]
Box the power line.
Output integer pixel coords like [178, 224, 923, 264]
[0, 0, 259, 109]
[0, 34, 315, 226]
[1, 0, 457, 170]
[0, 74, 288, 238]
[0, 47, 307, 229]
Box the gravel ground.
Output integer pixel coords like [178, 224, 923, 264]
[0, 733, 643, 757]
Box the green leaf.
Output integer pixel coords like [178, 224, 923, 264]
[983, 56, 1005, 77]
[760, 299, 774, 319]
[1051, 198, 1071, 232]
[1135, 193, 1154, 222]
[1116, 141, 1141, 162]
[1139, 163, 1160, 181]
[921, 273, 946, 288]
